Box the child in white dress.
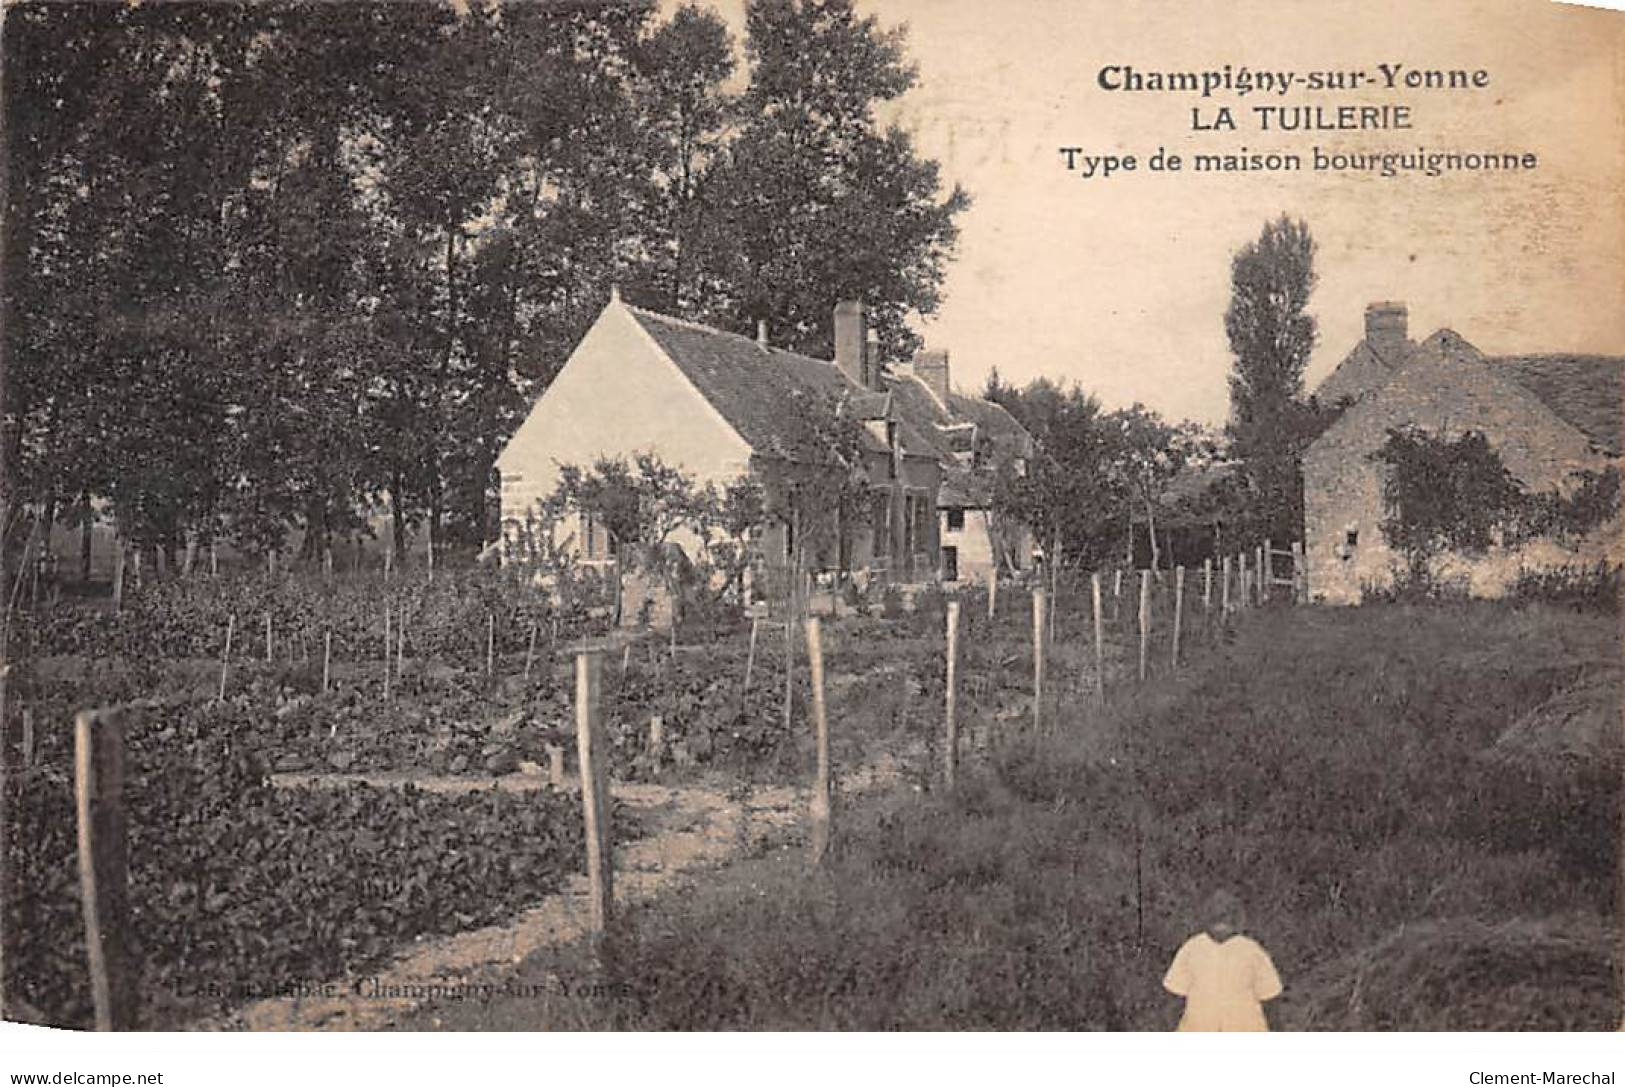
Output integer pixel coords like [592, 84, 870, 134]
[1162, 889, 1283, 1031]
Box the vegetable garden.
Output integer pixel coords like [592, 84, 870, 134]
[2, 556, 1271, 1030]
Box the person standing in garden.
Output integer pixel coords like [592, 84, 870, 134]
[1162, 888, 1283, 1031]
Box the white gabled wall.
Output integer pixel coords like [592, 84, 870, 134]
[496, 301, 753, 548]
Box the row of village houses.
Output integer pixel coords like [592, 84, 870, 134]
[495, 291, 1623, 605]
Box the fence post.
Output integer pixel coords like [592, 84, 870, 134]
[1138, 570, 1151, 681]
[1172, 566, 1185, 669]
[575, 651, 612, 934]
[1264, 538, 1274, 591]
[987, 569, 998, 620]
[806, 617, 832, 867]
[217, 615, 235, 703]
[112, 545, 125, 613]
[209, 542, 218, 579]
[324, 545, 333, 582]
[1222, 555, 1232, 617]
[20, 708, 34, 768]
[1032, 589, 1046, 733]
[1202, 558, 1213, 626]
[75, 709, 135, 1030]
[486, 613, 495, 678]
[1092, 572, 1106, 707]
[383, 606, 392, 702]
[264, 613, 273, 664]
[1113, 568, 1123, 623]
[322, 631, 332, 695]
[384, 546, 393, 583]
[524, 621, 538, 681]
[1292, 540, 1306, 603]
[743, 615, 760, 695]
[944, 601, 960, 789]
[396, 611, 406, 685]
[1255, 545, 1265, 605]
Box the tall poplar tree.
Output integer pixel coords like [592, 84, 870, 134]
[1223, 214, 1319, 543]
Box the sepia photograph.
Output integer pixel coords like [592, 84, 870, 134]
[0, 0, 1621, 1077]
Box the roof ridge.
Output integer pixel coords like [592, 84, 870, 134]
[625, 302, 840, 371]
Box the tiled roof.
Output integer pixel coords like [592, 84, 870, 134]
[626, 301, 1038, 478]
[1493, 355, 1624, 456]
[627, 305, 888, 460]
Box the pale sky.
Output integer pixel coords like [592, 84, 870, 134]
[695, 0, 1625, 425]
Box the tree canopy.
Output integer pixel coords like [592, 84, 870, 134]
[0, 0, 967, 569]
[1223, 214, 1326, 543]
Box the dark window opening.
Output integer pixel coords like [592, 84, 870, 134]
[1345, 529, 1358, 548]
[946, 508, 965, 531]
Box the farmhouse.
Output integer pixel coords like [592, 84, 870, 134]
[495, 290, 1032, 587]
[1303, 301, 1624, 603]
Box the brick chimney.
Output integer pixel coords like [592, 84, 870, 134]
[834, 300, 866, 388]
[1364, 302, 1409, 361]
[913, 349, 950, 405]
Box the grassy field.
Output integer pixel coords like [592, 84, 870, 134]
[408, 598, 1621, 1031]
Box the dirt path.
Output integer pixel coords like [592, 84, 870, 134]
[194, 759, 905, 1031]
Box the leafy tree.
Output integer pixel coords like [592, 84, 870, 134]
[544, 453, 705, 625]
[1224, 215, 1320, 544]
[689, 0, 968, 360]
[986, 377, 1127, 570]
[696, 475, 766, 601]
[1104, 406, 1211, 572]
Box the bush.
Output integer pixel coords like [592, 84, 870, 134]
[1508, 562, 1622, 615]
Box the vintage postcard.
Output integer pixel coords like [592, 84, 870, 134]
[0, 0, 1620, 1078]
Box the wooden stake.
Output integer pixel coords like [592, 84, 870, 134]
[20, 709, 34, 768]
[524, 621, 538, 681]
[648, 714, 664, 753]
[1202, 558, 1213, 622]
[1137, 570, 1150, 682]
[1032, 588, 1046, 733]
[1172, 565, 1185, 670]
[1292, 540, 1305, 603]
[1113, 568, 1123, 623]
[209, 542, 218, 578]
[987, 569, 998, 620]
[1092, 571, 1105, 706]
[383, 606, 392, 702]
[575, 651, 612, 934]
[486, 613, 495, 677]
[805, 617, 831, 867]
[264, 613, 273, 663]
[322, 631, 332, 695]
[621, 643, 631, 678]
[217, 615, 235, 702]
[75, 709, 134, 1030]
[743, 616, 760, 694]
[112, 546, 125, 612]
[396, 612, 406, 685]
[944, 601, 960, 789]
[1264, 538, 1274, 591]
[1255, 545, 1265, 605]
[1222, 555, 1232, 615]
[425, 520, 435, 582]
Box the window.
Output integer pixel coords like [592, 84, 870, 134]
[946, 508, 965, 532]
[1345, 529, 1358, 548]
[580, 511, 612, 561]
